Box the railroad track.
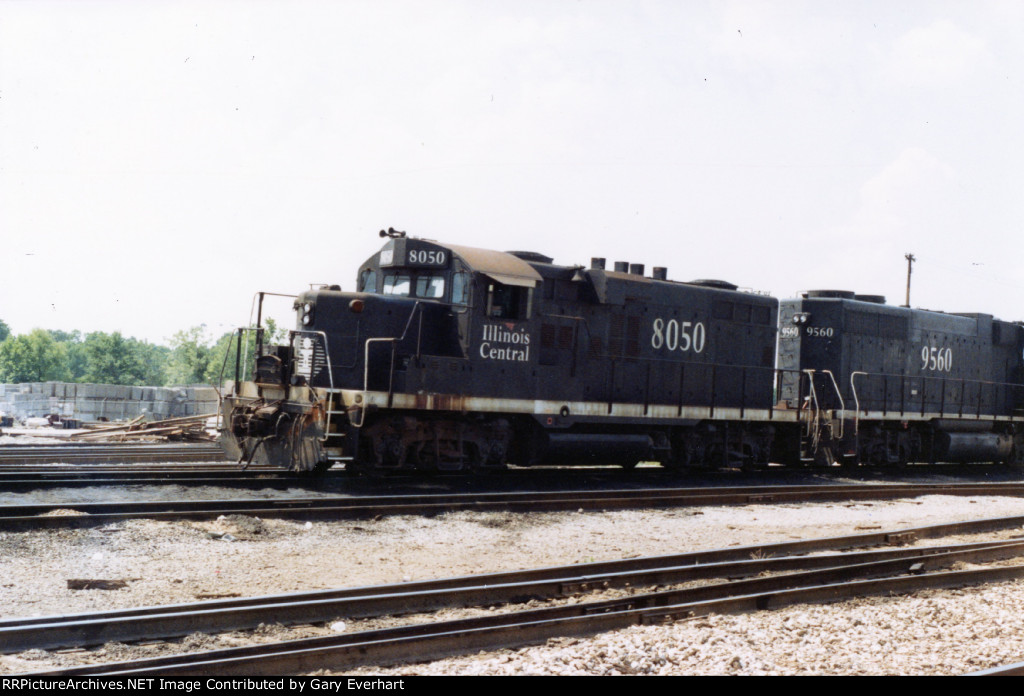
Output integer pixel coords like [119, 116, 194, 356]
[13, 514, 1024, 675]
[0, 466, 328, 489]
[0, 442, 229, 465]
[6, 481, 1024, 529]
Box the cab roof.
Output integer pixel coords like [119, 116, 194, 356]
[372, 237, 544, 288]
[445, 243, 543, 287]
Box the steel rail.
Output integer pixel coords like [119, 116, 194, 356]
[0, 443, 223, 450]
[29, 546, 1024, 676]
[0, 463, 279, 473]
[0, 468, 286, 479]
[0, 471, 311, 489]
[0, 443, 228, 465]
[967, 661, 1024, 676]
[4, 537, 1024, 654]
[6, 483, 1024, 528]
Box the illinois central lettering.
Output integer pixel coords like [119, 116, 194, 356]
[479, 323, 531, 362]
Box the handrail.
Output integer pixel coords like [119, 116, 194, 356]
[354, 302, 427, 428]
[215, 326, 337, 441]
[850, 371, 867, 435]
[362, 301, 426, 389]
[249, 290, 299, 368]
[214, 326, 261, 433]
[847, 370, 1024, 421]
[803, 369, 822, 446]
[799, 369, 849, 460]
[820, 369, 845, 439]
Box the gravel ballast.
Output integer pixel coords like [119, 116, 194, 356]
[3, 493, 1024, 675]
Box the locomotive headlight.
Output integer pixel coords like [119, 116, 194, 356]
[301, 302, 314, 326]
[792, 313, 810, 324]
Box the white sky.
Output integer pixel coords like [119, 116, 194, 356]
[2, 0, 1024, 344]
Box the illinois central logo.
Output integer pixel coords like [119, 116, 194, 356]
[479, 323, 531, 362]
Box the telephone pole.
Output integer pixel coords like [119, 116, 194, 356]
[904, 253, 916, 307]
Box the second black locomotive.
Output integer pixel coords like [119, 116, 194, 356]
[779, 291, 1024, 467]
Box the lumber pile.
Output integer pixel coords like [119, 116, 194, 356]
[70, 414, 218, 442]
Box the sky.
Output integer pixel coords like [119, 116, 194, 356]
[3, 1, 1024, 345]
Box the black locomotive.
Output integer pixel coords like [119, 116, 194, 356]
[778, 291, 1024, 466]
[219, 229, 1024, 472]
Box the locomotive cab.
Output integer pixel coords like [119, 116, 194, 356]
[349, 233, 540, 360]
[219, 232, 544, 472]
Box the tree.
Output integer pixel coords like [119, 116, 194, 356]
[166, 325, 215, 386]
[204, 319, 290, 386]
[203, 331, 240, 385]
[0, 319, 10, 343]
[46, 329, 81, 343]
[0, 329, 71, 383]
[47, 330, 87, 381]
[80, 331, 161, 386]
[137, 343, 171, 386]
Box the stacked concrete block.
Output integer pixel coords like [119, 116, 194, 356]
[0, 383, 70, 418]
[181, 386, 220, 417]
[0, 382, 222, 422]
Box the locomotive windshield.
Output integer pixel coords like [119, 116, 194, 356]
[380, 272, 447, 300]
[361, 260, 464, 303]
[415, 275, 445, 299]
[381, 274, 409, 295]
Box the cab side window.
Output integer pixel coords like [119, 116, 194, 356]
[451, 272, 470, 305]
[486, 282, 532, 320]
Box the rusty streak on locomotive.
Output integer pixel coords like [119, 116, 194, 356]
[219, 229, 1024, 473]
